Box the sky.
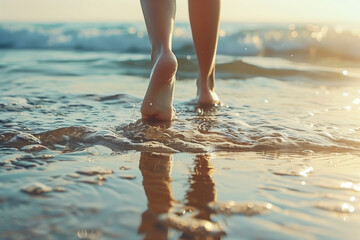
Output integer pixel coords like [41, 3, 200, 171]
[0, 0, 360, 23]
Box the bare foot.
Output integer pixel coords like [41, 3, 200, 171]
[196, 72, 221, 106]
[141, 51, 178, 121]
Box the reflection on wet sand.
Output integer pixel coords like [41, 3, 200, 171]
[138, 152, 174, 240]
[138, 152, 221, 240]
[186, 155, 216, 221]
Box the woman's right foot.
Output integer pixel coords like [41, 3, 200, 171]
[196, 73, 221, 106]
[196, 87, 221, 106]
[141, 51, 178, 121]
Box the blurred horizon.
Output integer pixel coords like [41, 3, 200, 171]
[1, 0, 360, 24]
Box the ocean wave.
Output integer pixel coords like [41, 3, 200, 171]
[112, 57, 353, 81]
[1, 23, 360, 60]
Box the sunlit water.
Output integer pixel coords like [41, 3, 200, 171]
[1, 23, 360, 239]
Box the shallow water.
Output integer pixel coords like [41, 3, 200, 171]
[1, 23, 360, 239]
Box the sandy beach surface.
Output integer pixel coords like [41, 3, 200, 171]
[1, 22, 360, 239]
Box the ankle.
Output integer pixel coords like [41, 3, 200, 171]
[197, 69, 215, 91]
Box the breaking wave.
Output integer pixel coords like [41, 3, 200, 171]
[1, 23, 360, 60]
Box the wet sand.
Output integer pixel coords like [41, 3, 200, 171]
[1, 146, 360, 239]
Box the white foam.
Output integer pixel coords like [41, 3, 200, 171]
[0, 97, 32, 111]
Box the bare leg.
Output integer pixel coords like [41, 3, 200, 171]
[189, 0, 221, 106]
[140, 0, 178, 121]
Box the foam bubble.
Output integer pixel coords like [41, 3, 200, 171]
[21, 144, 49, 152]
[0, 97, 32, 111]
[21, 182, 52, 195]
[208, 201, 275, 216]
[159, 213, 225, 237]
[76, 167, 114, 176]
[8, 133, 41, 146]
[316, 202, 355, 213]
